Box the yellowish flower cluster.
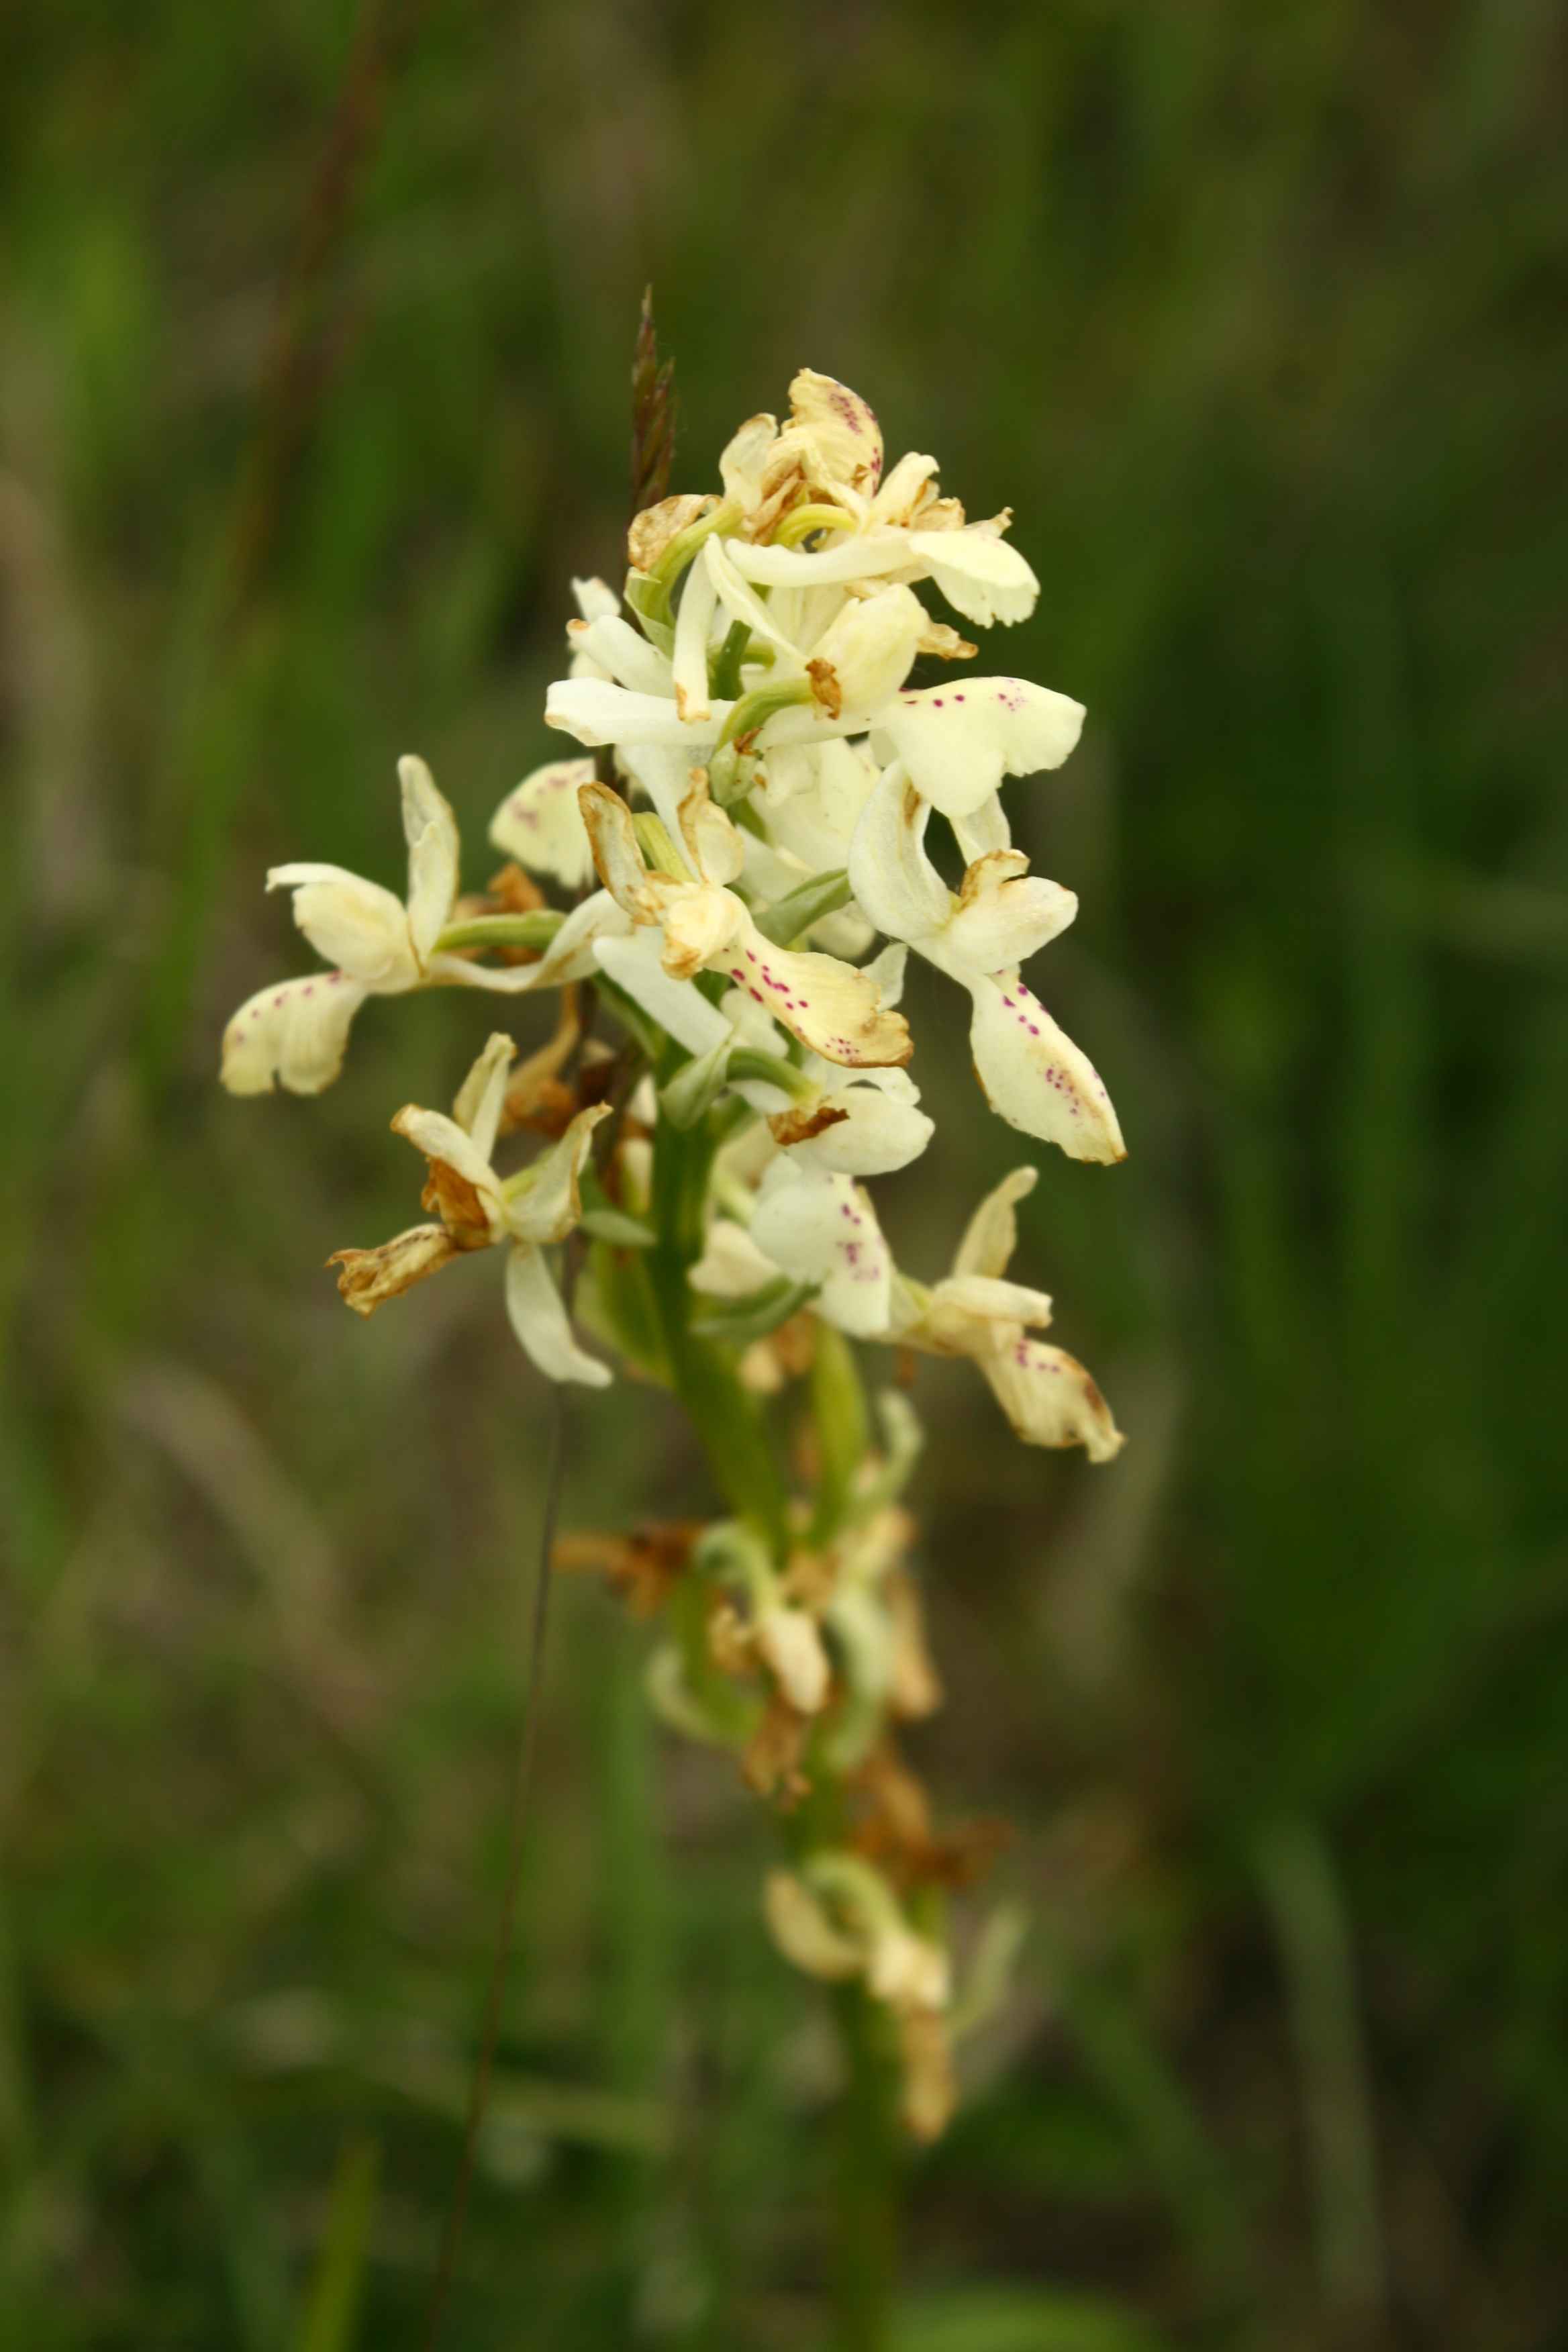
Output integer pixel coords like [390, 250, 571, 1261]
[219, 369, 1129, 2134]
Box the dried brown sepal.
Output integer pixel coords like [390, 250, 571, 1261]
[707, 1599, 756, 1681]
[767, 1102, 851, 1150]
[417, 1159, 491, 1248]
[917, 620, 977, 662]
[627, 493, 711, 575]
[804, 656, 842, 718]
[499, 994, 581, 1135]
[552, 1520, 701, 1617]
[485, 861, 547, 916]
[771, 1314, 819, 1381]
[504, 1077, 577, 1140]
[747, 458, 808, 546]
[781, 1547, 838, 1612]
[741, 1693, 811, 1804]
[850, 1746, 1010, 1894]
[329, 1224, 459, 1317]
[439, 867, 548, 966]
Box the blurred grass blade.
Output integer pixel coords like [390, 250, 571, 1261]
[1255, 1821, 1386, 2334]
[895, 2286, 1171, 2351]
[295, 2136, 380, 2352]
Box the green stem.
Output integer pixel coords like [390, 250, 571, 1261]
[646, 1099, 789, 1561]
[831, 1983, 900, 2352]
[645, 1065, 903, 2349]
[432, 911, 562, 954]
[807, 1324, 871, 1545]
[709, 618, 752, 702]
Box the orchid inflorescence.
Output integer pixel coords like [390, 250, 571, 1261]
[221, 368, 1127, 2138]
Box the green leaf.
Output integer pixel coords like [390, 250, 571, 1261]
[579, 1206, 656, 1249]
[689, 1276, 816, 1344]
[594, 973, 664, 1059]
[659, 1036, 734, 1130]
[752, 869, 853, 946]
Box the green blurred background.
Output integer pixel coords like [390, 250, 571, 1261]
[3, 3, 1565, 2345]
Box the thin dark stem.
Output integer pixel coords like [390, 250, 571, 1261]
[420, 1386, 568, 2351]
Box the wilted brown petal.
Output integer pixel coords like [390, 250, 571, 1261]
[328, 1224, 458, 1317]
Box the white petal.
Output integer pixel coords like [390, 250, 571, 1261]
[952, 1165, 1036, 1281]
[866, 1923, 949, 2012]
[594, 929, 732, 1058]
[763, 1872, 863, 1982]
[969, 973, 1126, 1163]
[546, 677, 731, 750]
[422, 949, 589, 994]
[806, 585, 926, 716]
[506, 1104, 610, 1245]
[677, 773, 745, 887]
[616, 740, 699, 850]
[718, 985, 787, 1054]
[689, 1218, 784, 1300]
[725, 533, 914, 590]
[568, 612, 671, 695]
[776, 1083, 934, 1177]
[526, 889, 633, 984]
[873, 678, 1086, 819]
[658, 882, 746, 979]
[981, 1336, 1123, 1460]
[571, 575, 620, 624]
[577, 781, 654, 916]
[935, 851, 1078, 979]
[505, 1244, 611, 1387]
[922, 1273, 1053, 1351]
[950, 792, 1012, 862]
[703, 536, 802, 663]
[670, 547, 718, 724]
[399, 755, 460, 960]
[452, 1031, 516, 1162]
[268, 865, 417, 988]
[391, 1106, 502, 1208]
[871, 451, 939, 522]
[906, 528, 1040, 627]
[712, 913, 911, 1069]
[719, 412, 778, 512]
[219, 971, 367, 1095]
[846, 763, 950, 944]
[756, 737, 877, 871]
[787, 369, 884, 493]
[489, 760, 596, 887]
[861, 940, 908, 1006]
[755, 1606, 830, 1713]
[750, 1165, 892, 1338]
